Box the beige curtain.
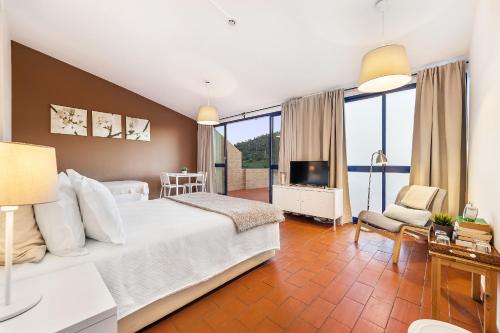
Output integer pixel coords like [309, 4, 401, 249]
[278, 90, 352, 222]
[197, 125, 216, 193]
[410, 61, 467, 216]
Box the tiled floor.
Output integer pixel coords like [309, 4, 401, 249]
[144, 215, 484, 333]
[228, 188, 270, 203]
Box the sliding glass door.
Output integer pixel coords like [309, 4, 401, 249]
[345, 84, 416, 220]
[213, 125, 226, 194]
[213, 112, 281, 203]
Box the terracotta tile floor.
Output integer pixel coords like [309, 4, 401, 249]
[144, 215, 484, 333]
[228, 188, 270, 203]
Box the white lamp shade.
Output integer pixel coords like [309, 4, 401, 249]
[358, 44, 412, 93]
[197, 105, 220, 125]
[0, 142, 58, 206]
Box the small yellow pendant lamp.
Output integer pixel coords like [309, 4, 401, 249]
[197, 81, 220, 125]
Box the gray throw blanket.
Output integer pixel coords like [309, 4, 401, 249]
[167, 192, 285, 232]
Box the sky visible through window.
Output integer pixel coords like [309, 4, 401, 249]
[227, 117, 269, 145]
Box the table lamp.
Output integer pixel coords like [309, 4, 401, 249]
[0, 142, 58, 321]
[367, 150, 387, 211]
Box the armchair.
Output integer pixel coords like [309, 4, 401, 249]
[354, 185, 447, 264]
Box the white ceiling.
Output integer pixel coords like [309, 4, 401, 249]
[5, 0, 477, 119]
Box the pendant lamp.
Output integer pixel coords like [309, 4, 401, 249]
[197, 81, 220, 125]
[358, 0, 411, 93]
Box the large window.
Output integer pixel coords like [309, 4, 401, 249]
[214, 84, 415, 209]
[345, 84, 416, 219]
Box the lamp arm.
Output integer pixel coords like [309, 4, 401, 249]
[367, 152, 377, 211]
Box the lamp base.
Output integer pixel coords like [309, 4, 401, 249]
[0, 291, 42, 321]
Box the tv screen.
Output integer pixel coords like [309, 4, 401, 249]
[289, 161, 329, 187]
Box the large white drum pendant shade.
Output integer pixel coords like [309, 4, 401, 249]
[358, 44, 411, 93]
[197, 105, 220, 125]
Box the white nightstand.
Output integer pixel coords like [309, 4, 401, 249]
[0, 263, 117, 333]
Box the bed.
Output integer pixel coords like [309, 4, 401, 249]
[11, 198, 281, 332]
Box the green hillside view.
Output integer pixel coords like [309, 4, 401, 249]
[234, 132, 280, 168]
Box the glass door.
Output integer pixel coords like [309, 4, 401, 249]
[213, 112, 281, 203]
[213, 125, 226, 194]
[270, 114, 280, 202]
[226, 117, 270, 202]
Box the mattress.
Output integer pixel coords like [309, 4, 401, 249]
[10, 199, 280, 318]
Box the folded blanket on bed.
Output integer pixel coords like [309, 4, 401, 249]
[167, 192, 285, 232]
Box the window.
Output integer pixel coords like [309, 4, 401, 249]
[345, 84, 416, 219]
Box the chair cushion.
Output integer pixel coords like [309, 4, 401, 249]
[382, 204, 432, 227]
[358, 210, 406, 233]
[400, 185, 439, 210]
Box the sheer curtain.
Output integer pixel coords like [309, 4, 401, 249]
[197, 125, 215, 193]
[278, 90, 352, 223]
[410, 61, 467, 216]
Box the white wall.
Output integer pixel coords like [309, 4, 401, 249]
[469, 0, 500, 248]
[468, 0, 500, 328]
[0, 2, 11, 141]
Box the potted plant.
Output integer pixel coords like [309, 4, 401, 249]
[180, 166, 188, 174]
[432, 212, 454, 238]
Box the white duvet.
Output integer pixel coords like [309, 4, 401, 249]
[10, 199, 280, 318]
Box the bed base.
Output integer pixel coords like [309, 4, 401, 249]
[118, 250, 276, 333]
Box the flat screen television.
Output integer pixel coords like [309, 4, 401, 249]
[289, 161, 329, 187]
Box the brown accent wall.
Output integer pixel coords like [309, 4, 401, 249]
[11, 42, 197, 197]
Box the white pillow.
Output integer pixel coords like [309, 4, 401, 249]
[400, 185, 439, 210]
[383, 203, 432, 227]
[34, 173, 88, 256]
[66, 169, 125, 244]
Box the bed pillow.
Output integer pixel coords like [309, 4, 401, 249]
[400, 185, 439, 210]
[67, 169, 125, 244]
[0, 205, 46, 264]
[383, 203, 432, 227]
[34, 172, 88, 256]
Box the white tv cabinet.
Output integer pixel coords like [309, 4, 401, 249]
[272, 185, 343, 230]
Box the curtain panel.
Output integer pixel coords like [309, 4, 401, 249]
[278, 90, 352, 223]
[197, 125, 216, 193]
[410, 61, 467, 216]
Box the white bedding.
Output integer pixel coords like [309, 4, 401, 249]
[9, 199, 280, 318]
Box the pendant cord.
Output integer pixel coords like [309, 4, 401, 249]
[381, 8, 385, 45]
[207, 0, 233, 20]
[205, 81, 211, 106]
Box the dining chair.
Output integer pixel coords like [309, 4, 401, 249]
[184, 172, 206, 193]
[354, 185, 447, 264]
[160, 172, 185, 197]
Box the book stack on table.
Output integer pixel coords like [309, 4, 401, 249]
[455, 216, 492, 248]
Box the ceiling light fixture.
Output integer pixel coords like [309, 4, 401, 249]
[358, 0, 411, 93]
[197, 81, 220, 126]
[207, 0, 237, 26]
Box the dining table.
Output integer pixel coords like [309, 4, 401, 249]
[167, 172, 203, 196]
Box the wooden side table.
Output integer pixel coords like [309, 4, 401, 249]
[429, 240, 500, 333]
